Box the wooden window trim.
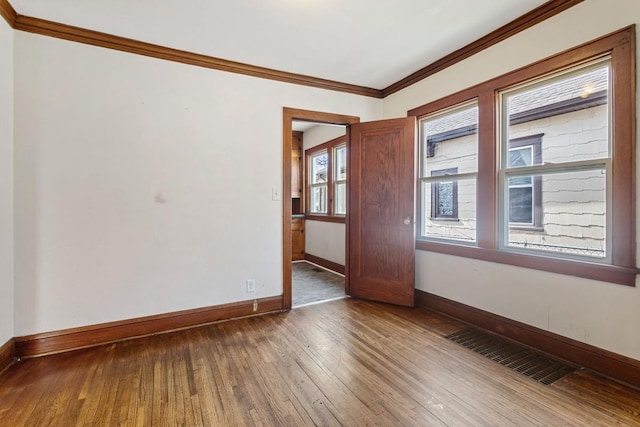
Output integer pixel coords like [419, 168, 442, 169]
[307, 150, 329, 215]
[305, 135, 347, 219]
[409, 26, 637, 286]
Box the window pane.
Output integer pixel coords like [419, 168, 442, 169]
[436, 181, 455, 216]
[507, 168, 606, 258]
[335, 182, 346, 215]
[422, 102, 478, 176]
[509, 146, 533, 168]
[430, 167, 458, 219]
[504, 64, 610, 164]
[311, 152, 328, 184]
[334, 145, 347, 181]
[422, 177, 476, 242]
[509, 175, 533, 187]
[310, 185, 327, 214]
[420, 103, 477, 244]
[509, 187, 533, 224]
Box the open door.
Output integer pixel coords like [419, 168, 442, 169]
[347, 117, 416, 307]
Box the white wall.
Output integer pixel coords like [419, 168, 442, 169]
[13, 32, 382, 335]
[305, 221, 346, 266]
[302, 124, 345, 151]
[0, 19, 14, 346]
[384, 0, 640, 360]
[302, 124, 347, 266]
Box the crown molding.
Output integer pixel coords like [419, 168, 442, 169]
[3, 0, 586, 94]
[12, 14, 383, 98]
[0, 0, 16, 27]
[382, 0, 585, 97]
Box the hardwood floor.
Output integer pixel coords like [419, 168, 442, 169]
[1, 299, 639, 426]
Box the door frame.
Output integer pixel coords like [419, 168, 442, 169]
[282, 107, 360, 310]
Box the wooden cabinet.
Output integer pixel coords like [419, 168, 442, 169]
[291, 131, 305, 261]
[291, 131, 303, 199]
[291, 217, 305, 261]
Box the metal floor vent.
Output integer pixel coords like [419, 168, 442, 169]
[445, 328, 577, 385]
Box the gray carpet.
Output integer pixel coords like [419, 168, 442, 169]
[292, 261, 346, 307]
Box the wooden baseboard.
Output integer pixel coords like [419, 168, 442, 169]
[0, 338, 16, 376]
[415, 290, 640, 390]
[15, 296, 283, 358]
[304, 253, 345, 275]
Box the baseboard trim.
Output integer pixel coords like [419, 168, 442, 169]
[304, 253, 345, 275]
[0, 338, 16, 376]
[15, 296, 284, 358]
[415, 290, 640, 390]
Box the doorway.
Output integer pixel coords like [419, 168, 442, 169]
[291, 120, 348, 307]
[283, 109, 417, 310]
[282, 108, 360, 310]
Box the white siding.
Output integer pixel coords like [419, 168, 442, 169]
[423, 132, 477, 241]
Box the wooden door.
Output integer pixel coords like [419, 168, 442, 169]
[348, 117, 416, 307]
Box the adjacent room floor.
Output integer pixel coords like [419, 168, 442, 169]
[292, 261, 346, 307]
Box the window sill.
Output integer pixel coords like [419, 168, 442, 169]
[305, 214, 346, 224]
[509, 225, 544, 232]
[415, 239, 638, 286]
[429, 217, 461, 222]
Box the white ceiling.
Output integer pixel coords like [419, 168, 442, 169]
[10, 0, 551, 89]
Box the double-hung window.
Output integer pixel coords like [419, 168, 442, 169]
[309, 151, 328, 214]
[334, 145, 347, 215]
[306, 136, 347, 220]
[500, 62, 610, 259]
[411, 27, 636, 286]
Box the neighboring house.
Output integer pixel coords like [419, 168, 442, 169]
[422, 66, 608, 258]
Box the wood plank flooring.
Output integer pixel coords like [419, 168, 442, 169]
[1, 298, 639, 426]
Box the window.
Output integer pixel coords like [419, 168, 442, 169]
[431, 168, 458, 219]
[420, 102, 478, 243]
[500, 62, 609, 260]
[410, 27, 636, 286]
[507, 135, 542, 228]
[309, 151, 328, 214]
[306, 136, 347, 220]
[334, 145, 347, 215]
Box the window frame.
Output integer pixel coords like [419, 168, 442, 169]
[408, 26, 637, 286]
[308, 150, 328, 214]
[333, 144, 347, 215]
[305, 135, 347, 223]
[507, 134, 543, 230]
[419, 100, 479, 244]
